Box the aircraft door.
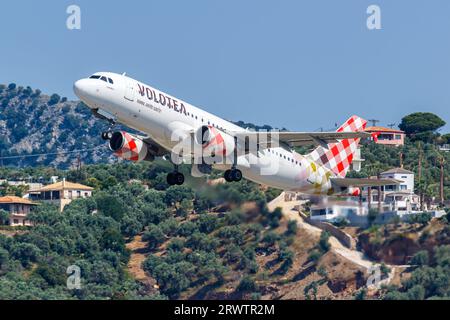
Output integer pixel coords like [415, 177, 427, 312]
[124, 77, 135, 101]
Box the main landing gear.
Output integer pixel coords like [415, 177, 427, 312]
[224, 168, 242, 182]
[167, 164, 185, 186]
[224, 136, 242, 182]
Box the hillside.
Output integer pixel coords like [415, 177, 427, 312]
[0, 83, 117, 168]
[0, 162, 370, 300]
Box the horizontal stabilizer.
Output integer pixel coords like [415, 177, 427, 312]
[232, 131, 370, 147]
[330, 177, 402, 188]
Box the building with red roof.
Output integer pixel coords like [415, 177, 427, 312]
[365, 126, 405, 146]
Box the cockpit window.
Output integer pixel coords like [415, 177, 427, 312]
[89, 75, 114, 85]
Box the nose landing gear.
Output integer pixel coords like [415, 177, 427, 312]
[101, 131, 113, 140]
[101, 119, 117, 140]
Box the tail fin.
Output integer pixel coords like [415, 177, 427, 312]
[307, 115, 367, 177]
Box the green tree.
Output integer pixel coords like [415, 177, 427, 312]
[48, 94, 61, 106]
[411, 250, 429, 266]
[96, 194, 124, 221]
[318, 231, 330, 253]
[286, 220, 298, 236]
[399, 112, 445, 141]
[142, 225, 165, 249]
[0, 209, 10, 225]
[236, 275, 257, 293]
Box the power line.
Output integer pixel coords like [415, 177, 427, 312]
[0, 145, 107, 160]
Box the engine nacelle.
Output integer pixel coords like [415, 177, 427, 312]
[195, 125, 235, 159]
[109, 131, 155, 162]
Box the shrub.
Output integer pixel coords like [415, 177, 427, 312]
[411, 250, 429, 266]
[142, 225, 165, 249]
[285, 220, 298, 236]
[236, 276, 257, 292]
[318, 231, 330, 253]
[48, 94, 61, 106]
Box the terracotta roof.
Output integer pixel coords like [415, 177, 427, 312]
[0, 196, 37, 205]
[365, 126, 404, 134]
[381, 167, 414, 175]
[36, 180, 94, 192]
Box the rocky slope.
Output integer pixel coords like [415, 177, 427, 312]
[0, 83, 114, 168]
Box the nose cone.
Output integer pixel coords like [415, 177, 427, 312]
[73, 79, 90, 99]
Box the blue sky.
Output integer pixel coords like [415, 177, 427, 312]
[1, 0, 449, 132]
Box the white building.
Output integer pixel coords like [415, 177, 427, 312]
[361, 168, 420, 212]
[28, 179, 94, 212]
[310, 167, 445, 226]
[310, 200, 368, 224]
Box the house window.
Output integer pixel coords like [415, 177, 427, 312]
[395, 134, 401, 140]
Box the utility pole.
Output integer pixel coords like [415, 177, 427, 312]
[417, 142, 424, 210]
[440, 156, 445, 205]
[377, 172, 382, 213]
[387, 123, 396, 129]
[368, 119, 380, 127]
[417, 142, 422, 183]
[399, 151, 404, 168]
[77, 153, 82, 181]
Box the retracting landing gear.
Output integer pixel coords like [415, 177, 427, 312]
[224, 136, 242, 182]
[167, 164, 185, 186]
[101, 119, 116, 140]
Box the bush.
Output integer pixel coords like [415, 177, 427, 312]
[411, 250, 429, 266]
[308, 249, 322, 263]
[236, 276, 257, 292]
[318, 231, 330, 253]
[285, 220, 298, 236]
[167, 239, 185, 252]
[408, 213, 432, 226]
[142, 225, 165, 249]
[48, 94, 61, 106]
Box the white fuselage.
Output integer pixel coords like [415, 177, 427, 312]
[74, 72, 334, 194]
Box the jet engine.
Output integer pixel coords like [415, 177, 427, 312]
[109, 131, 155, 162]
[195, 125, 235, 159]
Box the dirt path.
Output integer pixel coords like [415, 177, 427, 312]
[126, 235, 158, 290]
[268, 193, 374, 270]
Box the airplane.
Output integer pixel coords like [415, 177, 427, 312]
[73, 72, 398, 197]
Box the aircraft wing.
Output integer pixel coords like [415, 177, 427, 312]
[330, 178, 402, 188]
[141, 135, 170, 157]
[232, 131, 371, 148]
